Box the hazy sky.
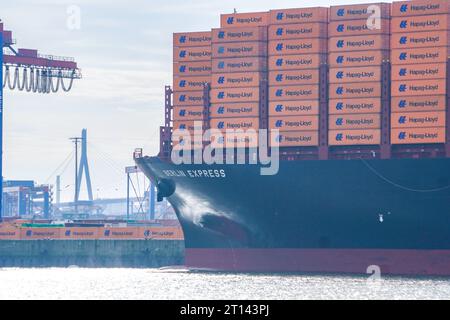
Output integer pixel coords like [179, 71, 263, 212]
[2, 0, 392, 202]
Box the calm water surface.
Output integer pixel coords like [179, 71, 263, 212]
[0, 268, 449, 300]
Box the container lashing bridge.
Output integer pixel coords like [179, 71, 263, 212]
[0, 21, 81, 220]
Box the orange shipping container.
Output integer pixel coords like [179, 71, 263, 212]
[173, 91, 205, 106]
[62, 228, 99, 239]
[0, 227, 20, 240]
[329, 66, 382, 84]
[212, 42, 267, 58]
[173, 106, 204, 121]
[173, 75, 210, 92]
[329, 82, 382, 99]
[269, 100, 320, 116]
[210, 87, 260, 103]
[391, 14, 450, 33]
[269, 116, 319, 131]
[391, 127, 446, 144]
[20, 228, 61, 240]
[391, 79, 447, 97]
[173, 46, 211, 62]
[329, 35, 390, 52]
[392, 0, 450, 17]
[212, 27, 268, 43]
[268, 69, 320, 86]
[173, 120, 204, 133]
[211, 72, 262, 88]
[391, 63, 447, 81]
[173, 61, 211, 76]
[329, 114, 380, 130]
[220, 12, 269, 28]
[269, 54, 327, 70]
[330, 3, 391, 21]
[329, 98, 383, 115]
[391, 96, 447, 112]
[391, 47, 449, 65]
[173, 32, 212, 47]
[269, 85, 320, 101]
[270, 131, 319, 147]
[329, 50, 389, 67]
[140, 227, 184, 240]
[209, 132, 259, 149]
[269, 7, 328, 24]
[172, 135, 204, 150]
[268, 23, 327, 40]
[328, 19, 390, 37]
[212, 57, 267, 73]
[210, 102, 260, 118]
[391, 30, 450, 49]
[268, 38, 327, 55]
[329, 129, 381, 146]
[99, 227, 141, 239]
[391, 111, 447, 128]
[210, 117, 259, 131]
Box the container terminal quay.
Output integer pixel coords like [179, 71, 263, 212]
[0, 21, 183, 267]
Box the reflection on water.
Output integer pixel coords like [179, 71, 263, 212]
[0, 268, 449, 300]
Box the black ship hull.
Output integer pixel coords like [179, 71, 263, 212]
[136, 155, 450, 276]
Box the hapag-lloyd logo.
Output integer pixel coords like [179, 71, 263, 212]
[179, 35, 211, 44]
[227, 15, 264, 25]
[409, 3, 442, 14]
[335, 101, 375, 112]
[276, 11, 314, 21]
[336, 132, 375, 142]
[218, 75, 255, 85]
[398, 131, 439, 140]
[171, 123, 280, 176]
[335, 4, 383, 30]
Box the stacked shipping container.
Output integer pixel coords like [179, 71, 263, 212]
[0, 225, 184, 240]
[267, 7, 328, 147]
[328, 3, 391, 146]
[172, 32, 212, 149]
[391, 0, 449, 144]
[209, 12, 269, 148]
[168, 1, 450, 157]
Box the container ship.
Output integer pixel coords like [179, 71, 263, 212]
[135, 0, 450, 276]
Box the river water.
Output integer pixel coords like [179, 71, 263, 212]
[0, 268, 449, 299]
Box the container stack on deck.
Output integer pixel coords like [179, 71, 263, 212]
[209, 12, 269, 148]
[168, 0, 450, 160]
[172, 32, 212, 149]
[390, 0, 449, 145]
[267, 8, 328, 149]
[328, 3, 391, 149]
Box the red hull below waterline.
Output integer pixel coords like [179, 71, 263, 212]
[186, 249, 450, 276]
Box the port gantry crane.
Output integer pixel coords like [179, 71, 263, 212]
[0, 22, 82, 220]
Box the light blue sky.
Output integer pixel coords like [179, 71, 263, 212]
[2, 0, 392, 201]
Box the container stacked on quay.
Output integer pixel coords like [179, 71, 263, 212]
[267, 7, 328, 148]
[328, 3, 391, 146]
[172, 31, 212, 149]
[0, 221, 184, 240]
[135, 0, 450, 276]
[209, 12, 269, 148]
[390, 0, 449, 144]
